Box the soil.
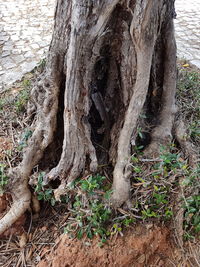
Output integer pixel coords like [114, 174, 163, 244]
[37, 225, 178, 267]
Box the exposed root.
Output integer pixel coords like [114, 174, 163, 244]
[112, 50, 153, 206]
[173, 120, 198, 248]
[0, 180, 31, 235]
[175, 120, 198, 167]
[173, 179, 185, 248]
[144, 20, 177, 157]
[0, 76, 60, 234]
[112, 1, 158, 206]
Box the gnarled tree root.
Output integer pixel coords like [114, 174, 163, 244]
[144, 19, 177, 158]
[0, 77, 60, 234]
[112, 1, 159, 206]
[0, 181, 31, 235]
[175, 120, 198, 167]
[173, 120, 199, 247]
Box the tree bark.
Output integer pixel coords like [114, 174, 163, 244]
[0, 0, 178, 233]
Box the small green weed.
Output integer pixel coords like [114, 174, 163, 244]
[14, 79, 31, 113]
[34, 172, 56, 206]
[18, 129, 33, 151]
[37, 58, 46, 71]
[131, 145, 188, 221]
[79, 174, 106, 195]
[64, 174, 113, 242]
[183, 195, 200, 239]
[177, 65, 200, 145]
[182, 165, 200, 239]
[131, 143, 200, 238]
[63, 174, 136, 243]
[0, 164, 8, 194]
[0, 99, 6, 111]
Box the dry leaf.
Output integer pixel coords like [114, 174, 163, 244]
[19, 232, 27, 248]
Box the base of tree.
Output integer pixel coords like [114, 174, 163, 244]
[0, 0, 198, 239]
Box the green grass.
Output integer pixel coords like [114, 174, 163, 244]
[0, 164, 8, 195]
[14, 79, 31, 113]
[177, 64, 200, 145]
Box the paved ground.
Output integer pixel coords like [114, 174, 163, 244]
[0, 0, 200, 89]
[175, 0, 200, 68]
[0, 0, 55, 89]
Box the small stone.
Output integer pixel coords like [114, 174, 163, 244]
[2, 45, 13, 51]
[12, 49, 22, 55]
[24, 51, 34, 58]
[21, 61, 38, 74]
[13, 55, 25, 63]
[190, 60, 200, 68]
[4, 72, 22, 84]
[0, 71, 5, 76]
[31, 43, 40, 49]
[0, 35, 9, 41]
[5, 62, 17, 69]
[11, 35, 20, 41]
[1, 51, 10, 57]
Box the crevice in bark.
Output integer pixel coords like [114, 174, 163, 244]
[39, 73, 66, 171]
[89, 49, 111, 165]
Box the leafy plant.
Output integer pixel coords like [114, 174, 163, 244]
[183, 195, 200, 239]
[0, 99, 6, 111]
[0, 164, 8, 194]
[78, 174, 106, 195]
[34, 172, 56, 206]
[14, 79, 31, 112]
[37, 58, 46, 71]
[182, 165, 200, 239]
[64, 174, 114, 242]
[18, 129, 33, 150]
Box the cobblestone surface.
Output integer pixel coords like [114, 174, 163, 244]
[0, 0, 199, 88]
[175, 0, 200, 68]
[0, 0, 55, 89]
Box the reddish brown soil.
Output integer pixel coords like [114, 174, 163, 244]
[0, 136, 13, 160]
[37, 225, 178, 267]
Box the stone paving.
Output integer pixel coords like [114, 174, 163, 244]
[175, 0, 200, 68]
[0, 0, 55, 89]
[0, 0, 200, 89]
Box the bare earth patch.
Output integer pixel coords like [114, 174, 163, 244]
[38, 225, 175, 267]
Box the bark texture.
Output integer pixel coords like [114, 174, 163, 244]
[0, 0, 178, 233]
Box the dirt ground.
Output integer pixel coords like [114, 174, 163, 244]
[37, 225, 172, 267]
[37, 225, 200, 267]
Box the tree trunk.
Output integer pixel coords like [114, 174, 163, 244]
[0, 0, 178, 233]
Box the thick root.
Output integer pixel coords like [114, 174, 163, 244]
[0, 75, 60, 234]
[0, 181, 31, 235]
[144, 19, 177, 157]
[112, 0, 158, 206]
[175, 120, 198, 167]
[111, 169, 131, 207]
